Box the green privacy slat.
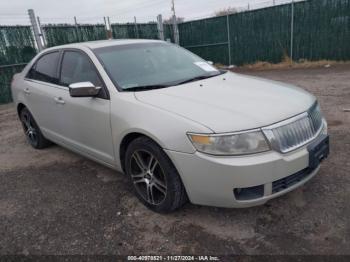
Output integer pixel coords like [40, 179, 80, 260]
[178, 0, 350, 65]
[42, 24, 107, 47]
[0, 65, 26, 104]
[293, 0, 350, 61]
[111, 23, 160, 39]
[0, 26, 36, 66]
[163, 24, 175, 42]
[0, 26, 36, 104]
[179, 16, 229, 64]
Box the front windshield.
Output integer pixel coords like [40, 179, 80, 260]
[93, 42, 221, 90]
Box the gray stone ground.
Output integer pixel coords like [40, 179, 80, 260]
[0, 65, 349, 255]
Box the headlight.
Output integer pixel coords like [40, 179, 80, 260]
[188, 130, 270, 156]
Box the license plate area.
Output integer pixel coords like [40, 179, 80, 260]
[307, 134, 330, 170]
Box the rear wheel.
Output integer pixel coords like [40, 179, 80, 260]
[125, 136, 187, 213]
[20, 107, 51, 149]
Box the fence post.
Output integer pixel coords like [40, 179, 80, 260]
[103, 16, 109, 39]
[134, 16, 139, 38]
[290, 0, 294, 63]
[107, 16, 112, 39]
[28, 9, 44, 51]
[157, 14, 165, 40]
[226, 14, 232, 65]
[172, 15, 180, 44]
[37, 16, 47, 48]
[74, 16, 80, 42]
[171, 0, 180, 44]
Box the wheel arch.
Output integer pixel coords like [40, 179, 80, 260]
[119, 132, 160, 173]
[17, 102, 26, 116]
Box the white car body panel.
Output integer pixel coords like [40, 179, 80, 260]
[135, 72, 316, 133]
[11, 40, 328, 208]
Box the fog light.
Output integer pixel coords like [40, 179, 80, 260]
[234, 185, 264, 201]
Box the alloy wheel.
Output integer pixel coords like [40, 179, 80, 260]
[129, 150, 167, 205]
[21, 110, 38, 146]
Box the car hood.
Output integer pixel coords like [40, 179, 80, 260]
[135, 72, 316, 133]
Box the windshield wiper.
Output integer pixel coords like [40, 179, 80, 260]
[175, 73, 223, 86]
[123, 85, 170, 92]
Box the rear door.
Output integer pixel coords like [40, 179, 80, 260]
[53, 49, 115, 165]
[24, 50, 65, 137]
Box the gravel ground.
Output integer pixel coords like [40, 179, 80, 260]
[0, 65, 349, 256]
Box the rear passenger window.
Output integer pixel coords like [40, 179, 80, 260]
[60, 51, 102, 87]
[27, 52, 59, 84]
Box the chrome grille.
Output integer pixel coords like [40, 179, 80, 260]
[263, 103, 324, 153]
[309, 103, 323, 133]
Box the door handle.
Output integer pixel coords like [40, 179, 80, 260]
[54, 97, 65, 105]
[24, 88, 30, 95]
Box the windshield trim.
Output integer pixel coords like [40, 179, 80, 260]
[122, 71, 228, 92]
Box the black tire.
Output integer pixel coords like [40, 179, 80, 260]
[19, 107, 51, 149]
[125, 136, 188, 213]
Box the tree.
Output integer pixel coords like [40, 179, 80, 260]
[215, 7, 238, 17]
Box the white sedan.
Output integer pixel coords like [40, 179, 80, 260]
[11, 40, 329, 213]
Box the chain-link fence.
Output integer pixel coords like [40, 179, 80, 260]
[111, 23, 158, 39]
[0, 0, 349, 104]
[111, 22, 174, 41]
[0, 26, 37, 104]
[181, 0, 350, 65]
[43, 24, 107, 47]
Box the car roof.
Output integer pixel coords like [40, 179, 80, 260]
[47, 39, 166, 51]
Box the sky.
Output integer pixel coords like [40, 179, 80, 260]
[0, 0, 297, 25]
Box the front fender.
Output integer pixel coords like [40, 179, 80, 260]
[110, 93, 211, 169]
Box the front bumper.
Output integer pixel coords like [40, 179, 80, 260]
[165, 142, 324, 208]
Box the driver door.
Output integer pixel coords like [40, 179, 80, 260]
[54, 49, 115, 165]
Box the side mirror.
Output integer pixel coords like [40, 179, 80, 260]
[68, 82, 101, 97]
[207, 61, 214, 65]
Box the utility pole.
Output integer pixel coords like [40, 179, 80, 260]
[28, 9, 44, 51]
[171, 0, 179, 44]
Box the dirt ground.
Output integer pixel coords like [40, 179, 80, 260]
[0, 65, 349, 256]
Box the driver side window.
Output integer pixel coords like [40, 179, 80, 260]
[60, 51, 103, 88]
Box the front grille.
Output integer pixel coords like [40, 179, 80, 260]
[263, 103, 324, 153]
[272, 167, 314, 194]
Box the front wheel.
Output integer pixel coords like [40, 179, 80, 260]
[20, 107, 51, 149]
[125, 137, 187, 213]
